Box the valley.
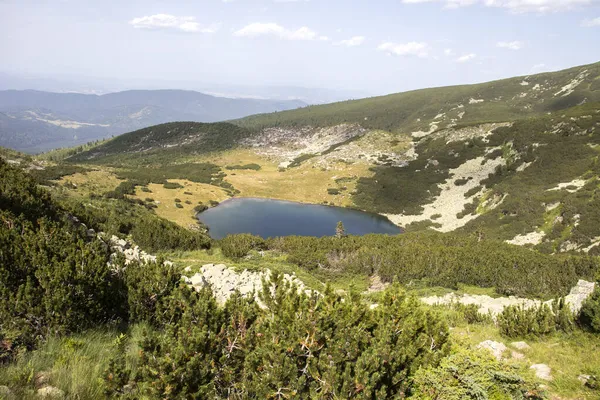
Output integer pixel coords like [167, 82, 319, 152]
[1, 61, 600, 399]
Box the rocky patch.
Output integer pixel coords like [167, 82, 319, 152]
[421, 279, 595, 316]
[184, 263, 312, 306]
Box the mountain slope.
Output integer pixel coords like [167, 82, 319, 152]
[0, 89, 305, 153]
[62, 61, 600, 253]
[236, 61, 600, 133]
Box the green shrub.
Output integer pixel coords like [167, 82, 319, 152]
[194, 203, 208, 213]
[220, 234, 266, 259]
[497, 298, 574, 338]
[267, 232, 596, 298]
[327, 188, 341, 195]
[175, 203, 183, 209]
[225, 163, 261, 171]
[130, 218, 210, 252]
[411, 347, 544, 399]
[104, 180, 138, 199]
[105, 279, 449, 399]
[163, 182, 183, 189]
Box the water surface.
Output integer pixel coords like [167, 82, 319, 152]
[197, 197, 402, 239]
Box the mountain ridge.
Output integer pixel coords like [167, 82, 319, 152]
[0, 89, 306, 153]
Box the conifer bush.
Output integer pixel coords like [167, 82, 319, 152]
[411, 347, 544, 399]
[219, 234, 266, 259]
[104, 276, 451, 399]
[497, 299, 574, 338]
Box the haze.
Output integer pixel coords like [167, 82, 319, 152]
[1, 0, 599, 99]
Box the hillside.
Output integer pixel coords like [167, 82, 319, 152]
[2, 147, 600, 399]
[59, 61, 600, 255]
[0, 89, 305, 153]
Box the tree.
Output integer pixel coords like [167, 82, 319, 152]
[335, 221, 346, 238]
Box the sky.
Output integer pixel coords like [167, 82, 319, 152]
[0, 0, 599, 97]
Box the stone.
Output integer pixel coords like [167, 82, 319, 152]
[0, 386, 15, 400]
[511, 341, 531, 350]
[578, 374, 591, 384]
[37, 386, 65, 398]
[184, 266, 192, 272]
[34, 371, 50, 388]
[477, 340, 507, 360]
[511, 351, 525, 360]
[530, 364, 552, 381]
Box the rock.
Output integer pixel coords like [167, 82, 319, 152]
[530, 364, 552, 381]
[184, 266, 192, 272]
[565, 280, 596, 313]
[0, 386, 15, 400]
[35, 372, 50, 388]
[477, 340, 507, 360]
[37, 386, 65, 398]
[511, 341, 531, 350]
[578, 374, 591, 384]
[511, 351, 525, 360]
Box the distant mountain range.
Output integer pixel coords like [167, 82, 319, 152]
[0, 89, 306, 153]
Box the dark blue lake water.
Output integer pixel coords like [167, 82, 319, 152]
[197, 198, 402, 239]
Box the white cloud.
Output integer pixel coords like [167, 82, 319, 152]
[233, 23, 318, 40]
[497, 40, 524, 50]
[129, 14, 218, 33]
[377, 41, 428, 57]
[335, 36, 366, 47]
[456, 53, 476, 62]
[581, 17, 600, 26]
[444, 48, 454, 55]
[402, 0, 595, 13]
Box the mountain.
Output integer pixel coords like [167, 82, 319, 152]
[0, 89, 306, 153]
[66, 61, 600, 254]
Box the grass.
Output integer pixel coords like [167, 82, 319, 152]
[450, 324, 600, 399]
[129, 180, 229, 228]
[55, 170, 124, 198]
[0, 324, 153, 400]
[162, 247, 371, 293]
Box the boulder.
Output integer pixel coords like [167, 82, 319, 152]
[477, 340, 507, 360]
[37, 386, 65, 398]
[530, 364, 552, 381]
[511, 341, 531, 350]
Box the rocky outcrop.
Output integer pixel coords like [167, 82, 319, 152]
[184, 263, 312, 306]
[421, 279, 595, 316]
[107, 235, 173, 266]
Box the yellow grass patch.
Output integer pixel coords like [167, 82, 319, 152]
[130, 179, 229, 228]
[199, 149, 374, 207]
[56, 170, 124, 197]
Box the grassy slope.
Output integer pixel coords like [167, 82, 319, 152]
[235, 61, 600, 133]
[36, 61, 600, 251]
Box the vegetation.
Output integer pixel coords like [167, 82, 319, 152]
[225, 163, 261, 171]
[579, 277, 600, 333]
[236, 62, 600, 134]
[265, 232, 598, 298]
[412, 347, 544, 399]
[219, 233, 266, 259]
[497, 299, 574, 338]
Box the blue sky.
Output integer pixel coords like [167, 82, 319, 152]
[1, 0, 599, 96]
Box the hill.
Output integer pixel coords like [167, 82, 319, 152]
[0, 89, 305, 153]
[60, 61, 600, 254]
